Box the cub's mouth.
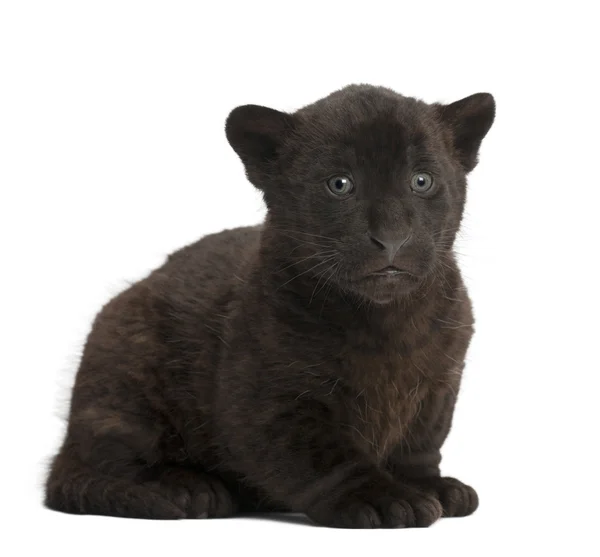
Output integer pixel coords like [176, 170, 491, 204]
[362, 265, 423, 284]
[367, 266, 416, 278]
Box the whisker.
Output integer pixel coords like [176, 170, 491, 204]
[309, 260, 340, 304]
[275, 232, 335, 249]
[276, 250, 338, 273]
[276, 256, 338, 291]
[271, 228, 340, 242]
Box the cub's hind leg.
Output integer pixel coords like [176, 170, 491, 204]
[46, 444, 186, 519]
[45, 406, 237, 519]
[44, 280, 239, 519]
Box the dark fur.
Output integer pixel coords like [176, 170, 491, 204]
[46, 85, 494, 528]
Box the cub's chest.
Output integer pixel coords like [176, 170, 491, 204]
[338, 346, 433, 462]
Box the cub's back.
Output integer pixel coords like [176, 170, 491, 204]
[163, 224, 262, 284]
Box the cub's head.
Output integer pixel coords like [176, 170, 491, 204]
[226, 85, 494, 304]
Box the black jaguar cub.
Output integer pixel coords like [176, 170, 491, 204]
[46, 84, 494, 528]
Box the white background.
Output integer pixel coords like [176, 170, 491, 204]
[1, 1, 598, 555]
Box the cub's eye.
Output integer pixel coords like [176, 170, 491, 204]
[326, 176, 354, 197]
[411, 172, 434, 194]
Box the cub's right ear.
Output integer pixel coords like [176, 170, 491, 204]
[225, 105, 295, 183]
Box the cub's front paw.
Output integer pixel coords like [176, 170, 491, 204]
[307, 482, 442, 529]
[412, 476, 478, 518]
[154, 470, 238, 519]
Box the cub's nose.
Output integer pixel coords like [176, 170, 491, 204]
[368, 231, 413, 262]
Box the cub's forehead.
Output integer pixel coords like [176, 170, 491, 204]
[292, 90, 440, 168]
[300, 88, 427, 123]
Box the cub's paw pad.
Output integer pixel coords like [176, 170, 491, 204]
[311, 491, 442, 529]
[335, 501, 382, 528]
[135, 491, 188, 520]
[419, 477, 478, 518]
[201, 475, 238, 518]
[404, 494, 444, 527]
[437, 477, 478, 517]
[157, 472, 237, 519]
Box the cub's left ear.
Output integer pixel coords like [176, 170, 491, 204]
[438, 93, 495, 172]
